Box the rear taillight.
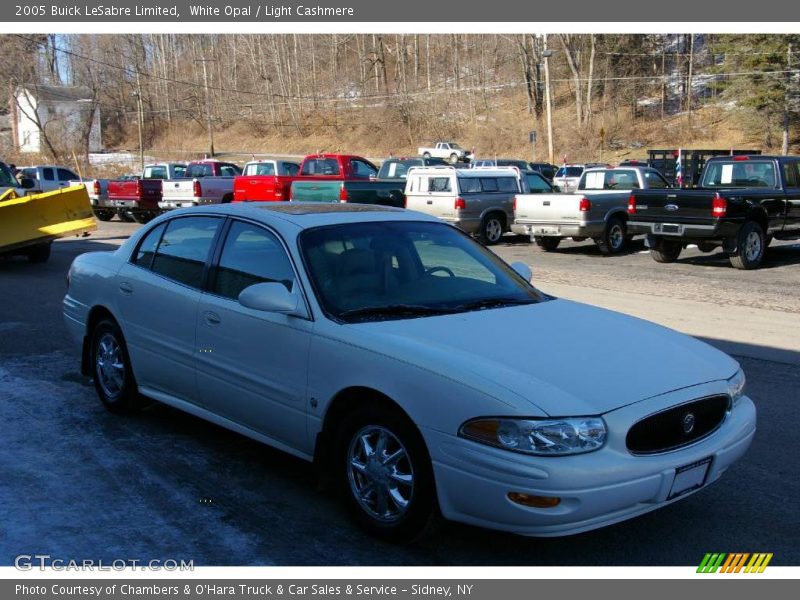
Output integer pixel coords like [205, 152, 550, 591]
[627, 194, 637, 214]
[93, 180, 100, 195]
[513, 195, 517, 211]
[712, 193, 727, 217]
[455, 197, 466, 210]
[136, 179, 143, 196]
[339, 183, 348, 203]
[193, 180, 202, 198]
[579, 197, 591, 212]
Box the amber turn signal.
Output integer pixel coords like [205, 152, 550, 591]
[507, 492, 561, 508]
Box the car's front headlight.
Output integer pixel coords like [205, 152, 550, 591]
[459, 417, 607, 456]
[727, 368, 746, 406]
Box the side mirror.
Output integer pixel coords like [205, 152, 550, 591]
[239, 282, 306, 317]
[510, 261, 533, 283]
[20, 178, 35, 189]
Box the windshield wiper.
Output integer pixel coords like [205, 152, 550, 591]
[339, 304, 457, 321]
[453, 297, 533, 312]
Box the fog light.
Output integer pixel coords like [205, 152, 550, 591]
[507, 492, 561, 508]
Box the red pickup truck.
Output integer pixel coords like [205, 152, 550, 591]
[108, 163, 186, 223]
[289, 154, 379, 202]
[232, 159, 301, 202]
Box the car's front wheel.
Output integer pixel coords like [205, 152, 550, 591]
[90, 318, 144, 413]
[337, 405, 437, 542]
[479, 213, 505, 245]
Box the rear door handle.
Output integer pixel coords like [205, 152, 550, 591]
[204, 311, 221, 325]
[118, 282, 133, 295]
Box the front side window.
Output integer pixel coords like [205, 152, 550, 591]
[644, 171, 670, 189]
[187, 164, 214, 178]
[42, 168, 55, 181]
[220, 164, 242, 177]
[350, 159, 378, 179]
[58, 168, 78, 181]
[212, 221, 295, 300]
[300, 221, 544, 322]
[525, 173, 553, 193]
[281, 162, 300, 176]
[783, 161, 800, 187]
[150, 217, 222, 288]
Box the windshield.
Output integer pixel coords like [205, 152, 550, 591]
[300, 221, 544, 323]
[0, 163, 18, 188]
[448, 143, 463, 150]
[701, 160, 778, 188]
[555, 167, 584, 178]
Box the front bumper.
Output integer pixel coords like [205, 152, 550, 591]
[426, 382, 756, 537]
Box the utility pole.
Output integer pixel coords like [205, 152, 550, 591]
[543, 36, 555, 164]
[133, 70, 144, 172]
[687, 34, 694, 129]
[196, 58, 216, 157]
[783, 43, 792, 155]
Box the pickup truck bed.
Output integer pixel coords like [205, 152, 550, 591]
[628, 155, 800, 269]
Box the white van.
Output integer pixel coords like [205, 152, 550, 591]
[404, 166, 521, 245]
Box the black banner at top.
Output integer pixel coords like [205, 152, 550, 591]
[5, 0, 800, 22]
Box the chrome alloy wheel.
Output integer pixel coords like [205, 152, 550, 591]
[485, 218, 503, 243]
[609, 223, 625, 250]
[744, 230, 762, 262]
[347, 426, 414, 522]
[95, 333, 125, 399]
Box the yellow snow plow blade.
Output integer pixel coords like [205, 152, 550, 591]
[0, 185, 96, 253]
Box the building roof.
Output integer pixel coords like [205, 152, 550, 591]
[20, 84, 94, 103]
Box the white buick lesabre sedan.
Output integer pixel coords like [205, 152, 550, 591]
[63, 203, 756, 541]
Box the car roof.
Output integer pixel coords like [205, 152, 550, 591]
[161, 202, 440, 230]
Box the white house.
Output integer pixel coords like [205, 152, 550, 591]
[14, 85, 102, 154]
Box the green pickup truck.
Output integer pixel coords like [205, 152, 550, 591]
[289, 155, 447, 207]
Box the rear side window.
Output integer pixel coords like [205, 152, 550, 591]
[480, 178, 499, 192]
[302, 158, 340, 176]
[428, 177, 452, 192]
[783, 161, 800, 187]
[187, 164, 214, 178]
[212, 221, 296, 300]
[150, 217, 222, 289]
[58, 168, 77, 181]
[173, 165, 187, 178]
[220, 165, 241, 177]
[132, 222, 167, 269]
[458, 178, 480, 193]
[496, 177, 519, 193]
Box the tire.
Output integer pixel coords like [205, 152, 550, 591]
[117, 210, 135, 223]
[729, 221, 766, 270]
[765, 234, 773, 248]
[335, 404, 437, 542]
[422, 152, 431, 159]
[449, 153, 459, 164]
[90, 318, 144, 414]
[131, 211, 154, 224]
[479, 213, 505, 245]
[221, 193, 233, 204]
[571, 236, 588, 242]
[27, 242, 51, 263]
[596, 217, 628, 255]
[650, 239, 683, 263]
[94, 209, 115, 222]
[697, 241, 717, 253]
[534, 236, 561, 251]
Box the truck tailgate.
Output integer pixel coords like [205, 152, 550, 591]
[162, 180, 196, 200]
[405, 194, 458, 219]
[290, 180, 342, 202]
[515, 193, 584, 223]
[631, 190, 717, 225]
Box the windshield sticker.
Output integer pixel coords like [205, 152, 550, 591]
[721, 164, 734, 184]
[584, 172, 605, 189]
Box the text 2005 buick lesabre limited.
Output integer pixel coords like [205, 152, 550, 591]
[63, 203, 756, 541]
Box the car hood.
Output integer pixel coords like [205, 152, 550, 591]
[348, 299, 738, 416]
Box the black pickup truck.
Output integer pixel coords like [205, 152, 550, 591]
[627, 155, 800, 269]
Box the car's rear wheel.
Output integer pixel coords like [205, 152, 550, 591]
[94, 209, 115, 221]
[449, 153, 459, 164]
[422, 152, 431, 159]
[730, 220, 766, 270]
[534, 236, 561, 251]
[336, 405, 437, 542]
[479, 214, 505, 245]
[131, 211, 154, 224]
[650, 239, 683, 263]
[90, 319, 144, 413]
[697, 241, 717, 253]
[117, 210, 135, 223]
[596, 217, 628, 255]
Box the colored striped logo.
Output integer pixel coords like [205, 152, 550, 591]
[697, 553, 773, 573]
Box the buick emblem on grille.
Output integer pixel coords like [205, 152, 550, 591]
[682, 412, 696, 434]
[665, 204, 679, 211]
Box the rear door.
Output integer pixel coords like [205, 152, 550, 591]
[116, 216, 224, 403]
[782, 160, 800, 232]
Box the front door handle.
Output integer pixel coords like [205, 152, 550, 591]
[204, 311, 221, 325]
[118, 282, 133, 295]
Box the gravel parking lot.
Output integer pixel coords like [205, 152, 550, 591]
[1, 220, 798, 566]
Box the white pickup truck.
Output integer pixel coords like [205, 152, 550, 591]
[512, 166, 672, 255]
[68, 178, 114, 221]
[19, 165, 81, 193]
[159, 160, 242, 209]
[416, 142, 472, 164]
